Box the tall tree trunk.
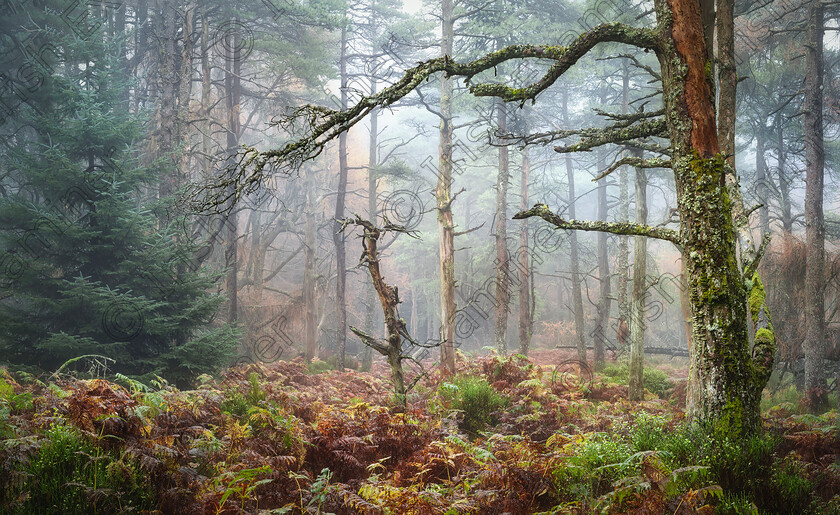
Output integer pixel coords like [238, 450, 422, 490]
[594, 148, 611, 369]
[775, 113, 792, 233]
[756, 132, 770, 239]
[224, 16, 241, 324]
[200, 13, 212, 178]
[628, 153, 647, 401]
[156, 0, 179, 222]
[716, 0, 735, 167]
[177, 2, 194, 183]
[495, 98, 510, 355]
[304, 167, 318, 362]
[618, 61, 631, 336]
[518, 134, 531, 356]
[362, 77, 379, 370]
[804, 0, 826, 410]
[682, 256, 700, 413]
[251, 210, 264, 303]
[334, 24, 350, 371]
[562, 89, 586, 365]
[438, 0, 456, 375]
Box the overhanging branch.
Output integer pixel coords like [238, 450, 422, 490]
[553, 118, 668, 154]
[192, 23, 661, 209]
[593, 156, 672, 181]
[513, 203, 681, 244]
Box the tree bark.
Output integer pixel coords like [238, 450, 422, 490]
[629, 151, 647, 401]
[755, 133, 770, 239]
[362, 77, 379, 370]
[594, 146, 611, 369]
[562, 89, 586, 366]
[716, 0, 735, 167]
[304, 167, 319, 363]
[438, 0, 456, 375]
[518, 131, 532, 356]
[655, 0, 772, 434]
[333, 25, 350, 371]
[495, 98, 510, 355]
[775, 113, 793, 233]
[618, 61, 631, 337]
[804, 0, 826, 410]
[344, 218, 418, 404]
[224, 16, 241, 324]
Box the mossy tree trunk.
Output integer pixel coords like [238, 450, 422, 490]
[617, 62, 631, 347]
[304, 166, 319, 363]
[519, 140, 532, 356]
[654, 0, 772, 434]
[594, 144, 611, 370]
[362, 75, 380, 371]
[333, 24, 349, 371]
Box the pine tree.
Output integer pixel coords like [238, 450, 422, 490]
[0, 12, 238, 387]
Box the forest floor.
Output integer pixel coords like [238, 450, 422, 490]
[1, 350, 839, 514]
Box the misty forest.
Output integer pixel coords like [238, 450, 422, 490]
[2, 0, 840, 512]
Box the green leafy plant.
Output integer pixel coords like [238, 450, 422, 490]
[214, 465, 273, 514]
[7, 424, 155, 514]
[438, 375, 509, 435]
[601, 362, 674, 397]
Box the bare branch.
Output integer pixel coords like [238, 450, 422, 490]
[592, 156, 672, 181]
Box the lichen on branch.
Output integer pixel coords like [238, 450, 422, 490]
[191, 23, 661, 210]
[513, 203, 681, 244]
[553, 117, 668, 154]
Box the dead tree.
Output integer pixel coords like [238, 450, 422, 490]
[340, 216, 441, 405]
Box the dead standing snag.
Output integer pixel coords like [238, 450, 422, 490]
[340, 216, 442, 406]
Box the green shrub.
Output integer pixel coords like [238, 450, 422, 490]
[600, 362, 673, 397]
[627, 413, 669, 452]
[550, 432, 636, 501]
[703, 431, 778, 507]
[769, 457, 813, 513]
[246, 372, 267, 406]
[642, 368, 673, 397]
[220, 390, 251, 419]
[308, 359, 333, 374]
[6, 424, 155, 514]
[439, 375, 509, 435]
[715, 493, 758, 514]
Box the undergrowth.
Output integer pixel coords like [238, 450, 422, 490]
[0, 355, 838, 514]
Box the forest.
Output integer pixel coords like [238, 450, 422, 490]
[1, 0, 839, 512]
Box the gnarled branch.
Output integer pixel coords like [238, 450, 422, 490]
[192, 23, 660, 209]
[553, 117, 668, 154]
[592, 156, 672, 181]
[513, 203, 681, 244]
